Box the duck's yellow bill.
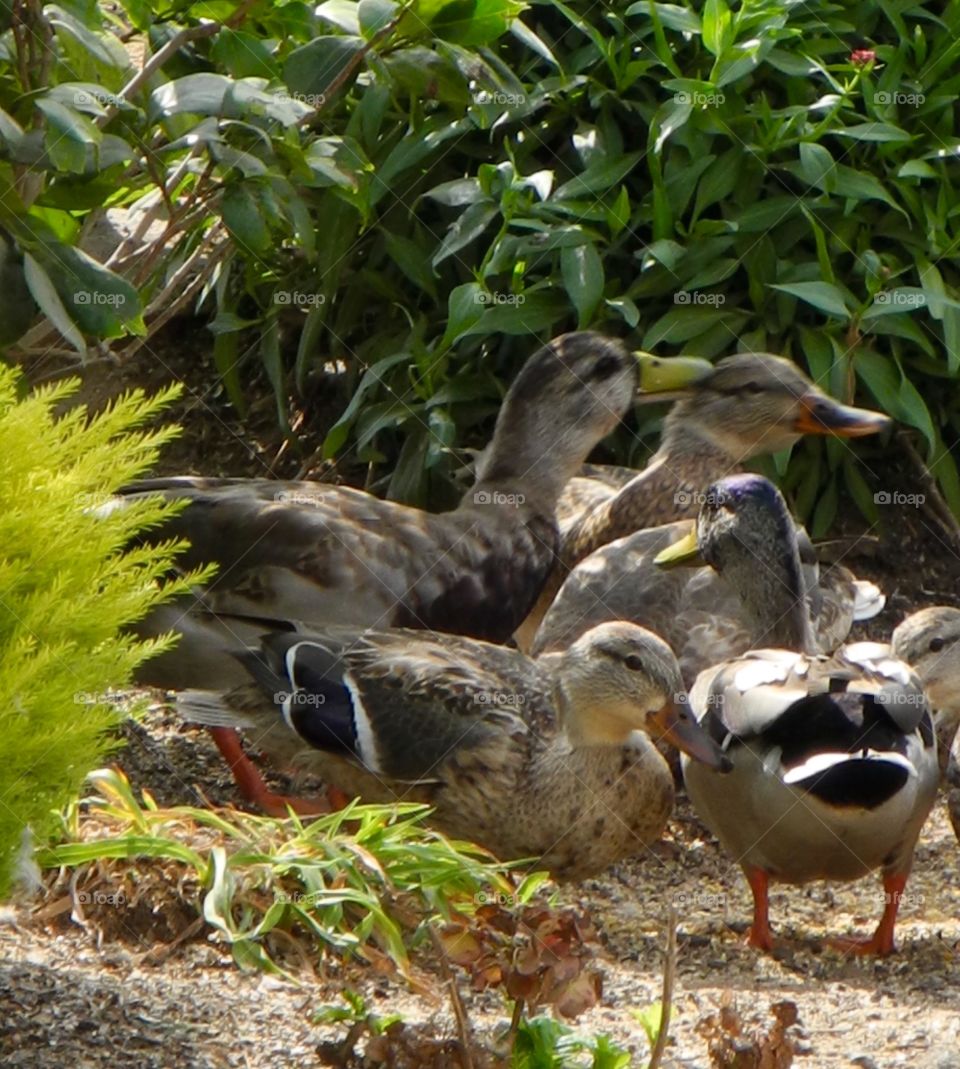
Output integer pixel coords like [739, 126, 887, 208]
[654, 528, 703, 567]
[636, 352, 713, 395]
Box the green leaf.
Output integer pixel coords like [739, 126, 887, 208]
[283, 36, 366, 103]
[798, 142, 835, 192]
[441, 282, 485, 346]
[561, 243, 603, 328]
[384, 232, 438, 298]
[221, 185, 272, 254]
[432, 201, 498, 265]
[650, 98, 691, 155]
[22, 253, 84, 352]
[149, 73, 235, 119]
[555, 152, 644, 199]
[464, 291, 568, 336]
[358, 0, 397, 37]
[769, 281, 851, 320]
[626, 3, 701, 33]
[835, 122, 911, 142]
[702, 0, 732, 56]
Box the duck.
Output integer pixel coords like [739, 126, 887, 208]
[891, 606, 960, 845]
[531, 474, 884, 681]
[176, 621, 730, 878]
[664, 477, 939, 954]
[123, 333, 709, 692]
[515, 352, 890, 649]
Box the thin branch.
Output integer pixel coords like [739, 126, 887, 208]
[429, 924, 476, 1069]
[648, 905, 677, 1069]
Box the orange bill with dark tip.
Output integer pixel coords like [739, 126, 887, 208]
[648, 697, 731, 772]
[793, 394, 892, 438]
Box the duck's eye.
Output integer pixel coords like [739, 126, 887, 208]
[624, 654, 646, 671]
[929, 637, 945, 653]
[741, 380, 764, 394]
[593, 354, 622, 379]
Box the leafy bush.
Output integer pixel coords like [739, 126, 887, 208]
[0, 0, 957, 517]
[0, 371, 196, 896]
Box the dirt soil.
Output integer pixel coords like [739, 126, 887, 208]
[5, 322, 960, 1068]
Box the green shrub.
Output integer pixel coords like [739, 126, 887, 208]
[0, 0, 957, 518]
[0, 369, 200, 896]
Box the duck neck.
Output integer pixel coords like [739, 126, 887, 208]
[553, 678, 639, 748]
[723, 548, 816, 653]
[563, 417, 738, 567]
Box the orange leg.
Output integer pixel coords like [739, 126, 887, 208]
[207, 727, 330, 817]
[827, 870, 908, 957]
[744, 865, 775, 952]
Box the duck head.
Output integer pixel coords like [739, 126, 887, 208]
[557, 621, 729, 769]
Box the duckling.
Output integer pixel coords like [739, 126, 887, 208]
[126, 333, 707, 691]
[177, 622, 729, 878]
[532, 475, 883, 680]
[516, 353, 890, 649]
[661, 478, 938, 954]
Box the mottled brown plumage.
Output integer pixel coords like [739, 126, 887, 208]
[516, 353, 890, 649]
[177, 622, 729, 878]
[125, 333, 648, 690]
[532, 475, 884, 682]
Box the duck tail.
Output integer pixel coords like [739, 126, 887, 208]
[176, 690, 255, 729]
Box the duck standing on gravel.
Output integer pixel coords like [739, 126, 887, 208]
[121, 332, 708, 810]
[516, 352, 890, 648]
[178, 621, 730, 876]
[661, 476, 939, 954]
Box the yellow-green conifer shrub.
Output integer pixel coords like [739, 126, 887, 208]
[0, 367, 202, 897]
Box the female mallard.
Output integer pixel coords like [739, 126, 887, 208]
[126, 333, 708, 691]
[891, 606, 960, 844]
[516, 353, 889, 648]
[177, 621, 729, 879]
[661, 477, 940, 953]
[532, 474, 883, 679]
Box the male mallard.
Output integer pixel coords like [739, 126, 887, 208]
[177, 621, 729, 878]
[655, 478, 939, 953]
[125, 333, 708, 692]
[515, 353, 890, 648]
[683, 642, 937, 955]
[532, 474, 883, 680]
